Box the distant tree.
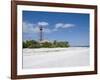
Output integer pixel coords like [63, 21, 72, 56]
[53, 40, 57, 45]
[28, 40, 41, 48]
[25, 40, 32, 47]
[23, 40, 70, 48]
[42, 42, 53, 48]
[23, 41, 27, 48]
[55, 41, 69, 47]
[23, 40, 41, 48]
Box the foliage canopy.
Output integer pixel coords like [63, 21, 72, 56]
[23, 40, 70, 48]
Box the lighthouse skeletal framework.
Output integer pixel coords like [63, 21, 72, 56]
[39, 25, 43, 41]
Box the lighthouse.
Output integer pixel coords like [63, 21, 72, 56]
[38, 25, 50, 43]
[39, 25, 43, 41]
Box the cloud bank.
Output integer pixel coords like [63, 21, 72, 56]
[38, 22, 49, 26]
[23, 21, 75, 34]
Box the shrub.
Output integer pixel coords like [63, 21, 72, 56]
[23, 40, 70, 48]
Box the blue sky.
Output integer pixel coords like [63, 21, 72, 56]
[22, 11, 90, 46]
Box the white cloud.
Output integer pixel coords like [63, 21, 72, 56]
[63, 24, 75, 28]
[38, 22, 49, 26]
[22, 22, 35, 33]
[55, 23, 75, 29]
[54, 23, 75, 31]
[55, 23, 64, 28]
[23, 22, 51, 33]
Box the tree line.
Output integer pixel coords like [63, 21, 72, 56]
[23, 40, 70, 48]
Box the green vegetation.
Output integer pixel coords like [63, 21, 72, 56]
[23, 40, 70, 48]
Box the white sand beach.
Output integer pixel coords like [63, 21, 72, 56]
[23, 47, 90, 69]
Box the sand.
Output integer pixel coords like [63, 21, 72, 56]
[23, 47, 90, 69]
